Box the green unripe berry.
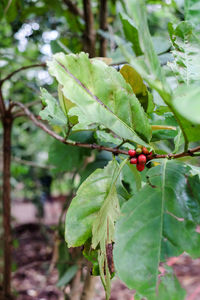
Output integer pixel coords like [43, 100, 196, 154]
[136, 148, 142, 154]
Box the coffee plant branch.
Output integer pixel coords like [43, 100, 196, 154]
[12, 101, 200, 160]
[0, 63, 46, 85]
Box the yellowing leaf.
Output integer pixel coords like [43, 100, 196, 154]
[120, 64, 147, 95]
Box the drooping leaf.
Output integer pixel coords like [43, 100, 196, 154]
[40, 88, 68, 127]
[114, 160, 200, 299]
[47, 52, 151, 145]
[92, 158, 128, 299]
[65, 160, 121, 247]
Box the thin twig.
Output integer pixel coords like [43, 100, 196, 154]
[0, 63, 46, 85]
[12, 99, 42, 118]
[12, 156, 54, 169]
[62, 0, 83, 18]
[99, 0, 108, 57]
[11, 101, 200, 160]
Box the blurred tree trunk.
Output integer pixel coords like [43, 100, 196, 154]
[99, 0, 108, 57]
[83, 0, 96, 57]
[2, 112, 12, 299]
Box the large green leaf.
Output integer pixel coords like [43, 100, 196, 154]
[65, 160, 122, 247]
[114, 160, 200, 299]
[147, 161, 200, 225]
[114, 184, 163, 299]
[47, 52, 151, 145]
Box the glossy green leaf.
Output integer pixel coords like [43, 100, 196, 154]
[147, 161, 200, 225]
[114, 184, 163, 299]
[47, 52, 151, 145]
[40, 88, 68, 127]
[114, 160, 200, 298]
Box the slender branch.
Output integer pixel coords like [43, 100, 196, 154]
[153, 146, 200, 159]
[12, 156, 54, 169]
[0, 63, 46, 85]
[11, 101, 200, 160]
[99, 0, 108, 57]
[62, 0, 83, 18]
[11, 101, 129, 155]
[83, 0, 96, 57]
[0, 85, 6, 117]
[12, 99, 42, 118]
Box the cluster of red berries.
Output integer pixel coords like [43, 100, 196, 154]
[128, 146, 152, 172]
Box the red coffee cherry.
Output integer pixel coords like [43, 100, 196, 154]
[130, 158, 137, 165]
[142, 147, 149, 155]
[128, 149, 136, 157]
[136, 164, 145, 172]
[138, 154, 147, 165]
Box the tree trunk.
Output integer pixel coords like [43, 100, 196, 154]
[83, 0, 96, 57]
[99, 0, 108, 57]
[2, 113, 12, 298]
